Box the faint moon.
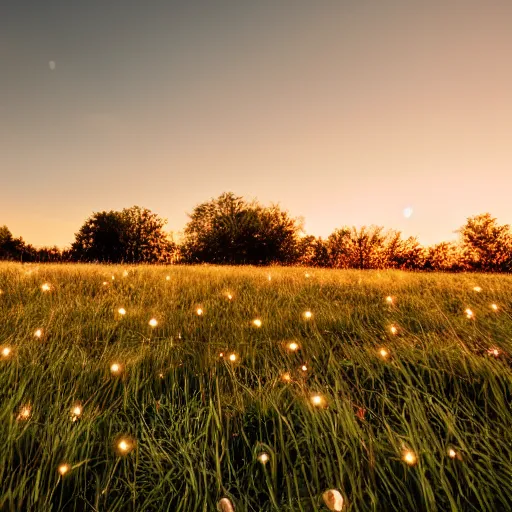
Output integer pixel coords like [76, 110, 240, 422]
[49, 61, 56, 70]
[403, 207, 413, 218]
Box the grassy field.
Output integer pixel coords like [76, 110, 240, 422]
[0, 263, 511, 512]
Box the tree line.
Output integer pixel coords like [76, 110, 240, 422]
[1, 193, 511, 271]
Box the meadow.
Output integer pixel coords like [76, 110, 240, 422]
[0, 263, 511, 512]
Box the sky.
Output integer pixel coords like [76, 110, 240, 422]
[1, 0, 512, 248]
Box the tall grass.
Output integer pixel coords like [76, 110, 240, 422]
[0, 263, 511, 511]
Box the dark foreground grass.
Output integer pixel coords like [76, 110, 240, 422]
[0, 263, 511, 512]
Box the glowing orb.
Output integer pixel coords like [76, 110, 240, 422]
[58, 463, 70, 476]
[403, 450, 417, 465]
[110, 363, 122, 374]
[403, 207, 413, 218]
[258, 452, 270, 464]
[252, 319, 262, 328]
[118, 308, 126, 316]
[149, 318, 158, 327]
[310, 394, 325, 407]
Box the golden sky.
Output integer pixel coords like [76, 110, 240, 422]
[1, 1, 511, 247]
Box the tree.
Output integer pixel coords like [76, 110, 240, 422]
[296, 236, 330, 267]
[182, 192, 302, 265]
[71, 206, 174, 263]
[458, 213, 512, 271]
[0, 225, 33, 261]
[424, 242, 464, 272]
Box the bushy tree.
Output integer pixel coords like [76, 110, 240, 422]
[71, 206, 174, 263]
[458, 213, 512, 271]
[0, 225, 33, 261]
[424, 242, 465, 272]
[296, 236, 330, 267]
[182, 192, 302, 265]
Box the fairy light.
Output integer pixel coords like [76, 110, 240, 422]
[110, 362, 122, 375]
[322, 489, 344, 511]
[196, 307, 203, 316]
[379, 347, 390, 359]
[165, 275, 170, 281]
[402, 449, 417, 466]
[301, 364, 308, 372]
[41, 283, 51, 292]
[305, 272, 310, 278]
[252, 319, 262, 328]
[473, 286, 482, 292]
[303, 310, 313, 320]
[281, 372, 292, 382]
[465, 308, 474, 319]
[58, 463, 71, 476]
[111, 275, 115, 281]
[226, 293, 233, 300]
[71, 405, 82, 420]
[386, 296, 393, 304]
[17, 405, 31, 421]
[448, 448, 457, 459]
[102, 281, 108, 286]
[34, 329, 43, 338]
[158, 373, 164, 379]
[310, 393, 326, 407]
[116, 436, 135, 455]
[488, 348, 500, 357]
[118, 308, 126, 316]
[390, 325, 398, 335]
[491, 303, 498, 311]
[219, 352, 224, 358]
[287, 341, 300, 352]
[149, 318, 158, 327]
[228, 353, 237, 362]
[258, 452, 270, 464]
[267, 274, 272, 281]
[1, 346, 12, 358]
[123, 270, 129, 277]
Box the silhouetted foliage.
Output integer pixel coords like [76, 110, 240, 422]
[296, 236, 330, 267]
[0, 225, 33, 261]
[182, 193, 302, 265]
[71, 206, 174, 263]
